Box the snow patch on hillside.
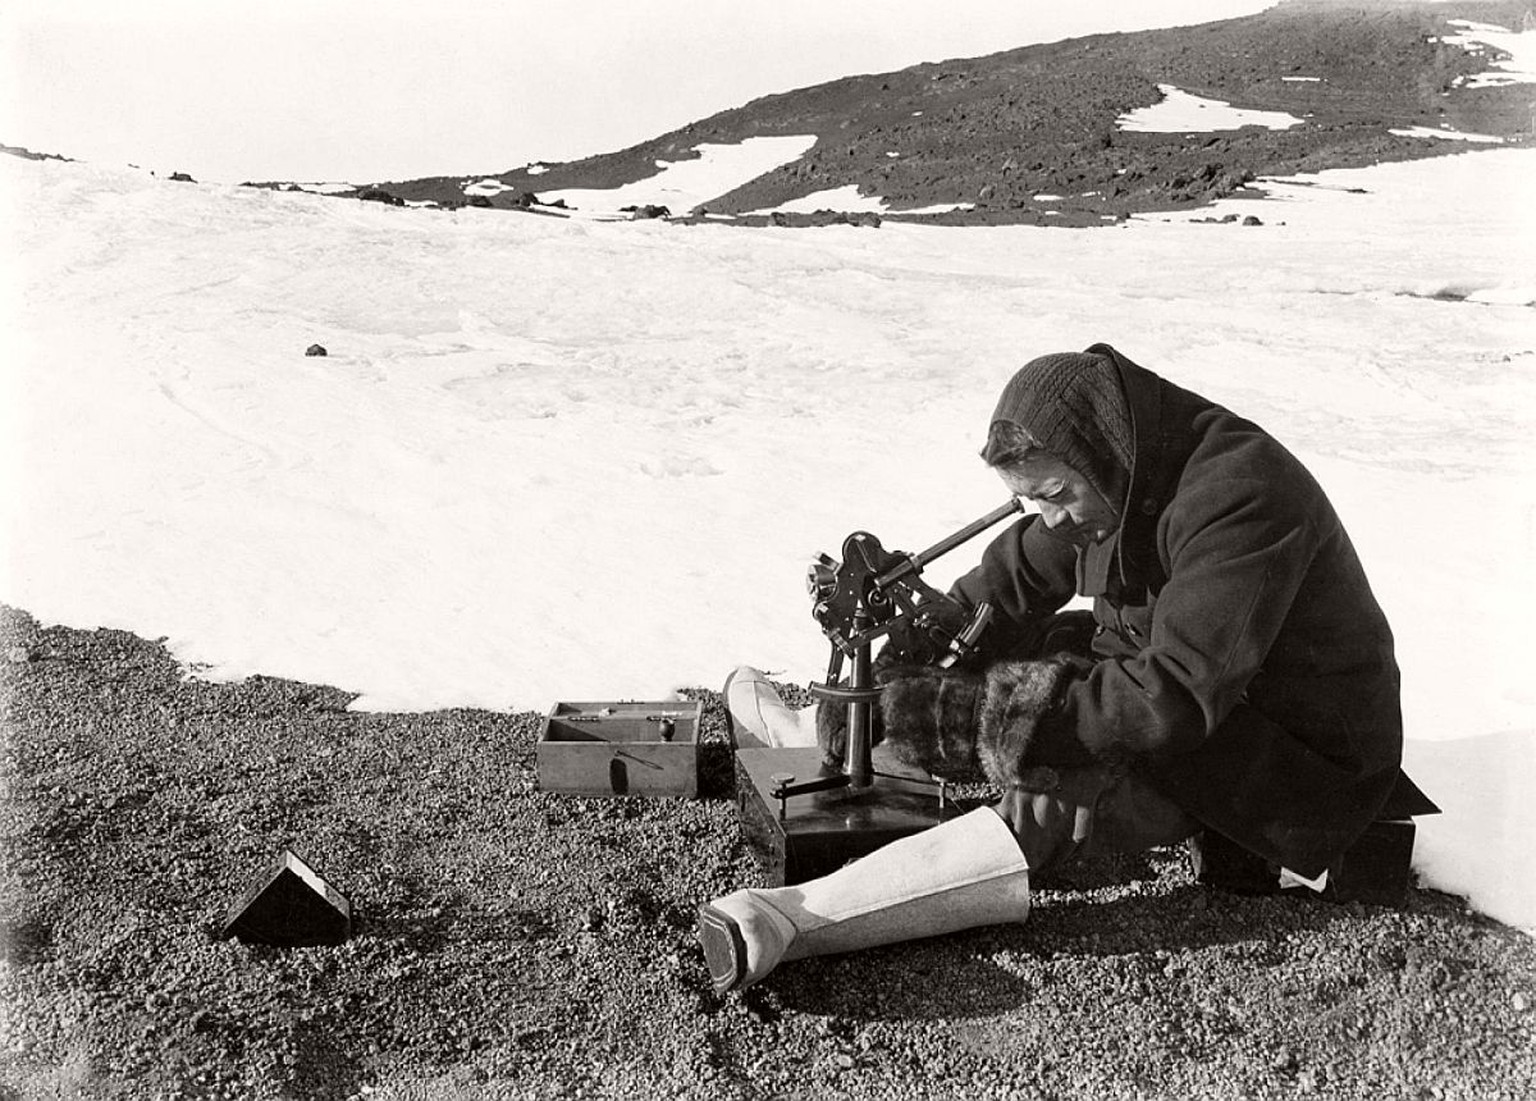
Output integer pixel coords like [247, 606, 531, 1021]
[535, 136, 817, 217]
[747, 185, 886, 215]
[1444, 19, 1536, 88]
[1117, 84, 1307, 132]
[1388, 125, 1505, 143]
[745, 186, 976, 217]
[292, 182, 358, 195]
[465, 179, 517, 197]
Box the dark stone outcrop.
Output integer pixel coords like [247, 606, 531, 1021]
[356, 188, 405, 207]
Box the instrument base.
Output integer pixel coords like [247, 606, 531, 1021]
[733, 747, 978, 885]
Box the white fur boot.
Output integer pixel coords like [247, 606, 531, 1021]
[722, 665, 819, 749]
[698, 806, 1030, 994]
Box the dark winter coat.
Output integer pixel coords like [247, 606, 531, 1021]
[950, 344, 1432, 876]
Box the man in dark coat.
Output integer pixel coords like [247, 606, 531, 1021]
[699, 345, 1432, 996]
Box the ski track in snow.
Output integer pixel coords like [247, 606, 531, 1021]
[3, 147, 1534, 931]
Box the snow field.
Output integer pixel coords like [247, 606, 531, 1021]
[3, 147, 1533, 930]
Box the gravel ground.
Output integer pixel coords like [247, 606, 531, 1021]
[2, 604, 1533, 1100]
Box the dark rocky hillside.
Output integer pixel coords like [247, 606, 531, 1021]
[301, 0, 1536, 225]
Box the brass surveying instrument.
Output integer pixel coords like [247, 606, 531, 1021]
[733, 498, 1025, 883]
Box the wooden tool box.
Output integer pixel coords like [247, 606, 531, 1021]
[536, 699, 701, 798]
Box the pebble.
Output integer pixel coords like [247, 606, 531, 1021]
[1514, 991, 1529, 1012]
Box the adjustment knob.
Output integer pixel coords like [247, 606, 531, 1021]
[806, 554, 839, 600]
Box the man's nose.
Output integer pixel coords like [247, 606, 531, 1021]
[1039, 501, 1067, 528]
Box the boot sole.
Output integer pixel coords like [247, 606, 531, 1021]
[697, 904, 749, 995]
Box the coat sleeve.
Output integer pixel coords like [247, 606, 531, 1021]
[1062, 476, 1326, 759]
[948, 514, 1079, 627]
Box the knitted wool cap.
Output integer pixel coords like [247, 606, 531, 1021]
[988, 351, 1135, 510]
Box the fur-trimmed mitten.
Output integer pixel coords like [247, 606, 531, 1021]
[877, 667, 989, 782]
[877, 660, 1097, 787]
[976, 660, 1097, 789]
[813, 662, 975, 774]
[820, 658, 1099, 784]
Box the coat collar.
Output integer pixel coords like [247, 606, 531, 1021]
[1076, 343, 1181, 601]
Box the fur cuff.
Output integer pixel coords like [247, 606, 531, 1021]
[878, 670, 986, 781]
[977, 660, 1077, 787]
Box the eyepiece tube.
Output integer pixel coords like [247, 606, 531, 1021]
[875, 498, 1024, 588]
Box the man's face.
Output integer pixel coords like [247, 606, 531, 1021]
[997, 454, 1120, 547]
